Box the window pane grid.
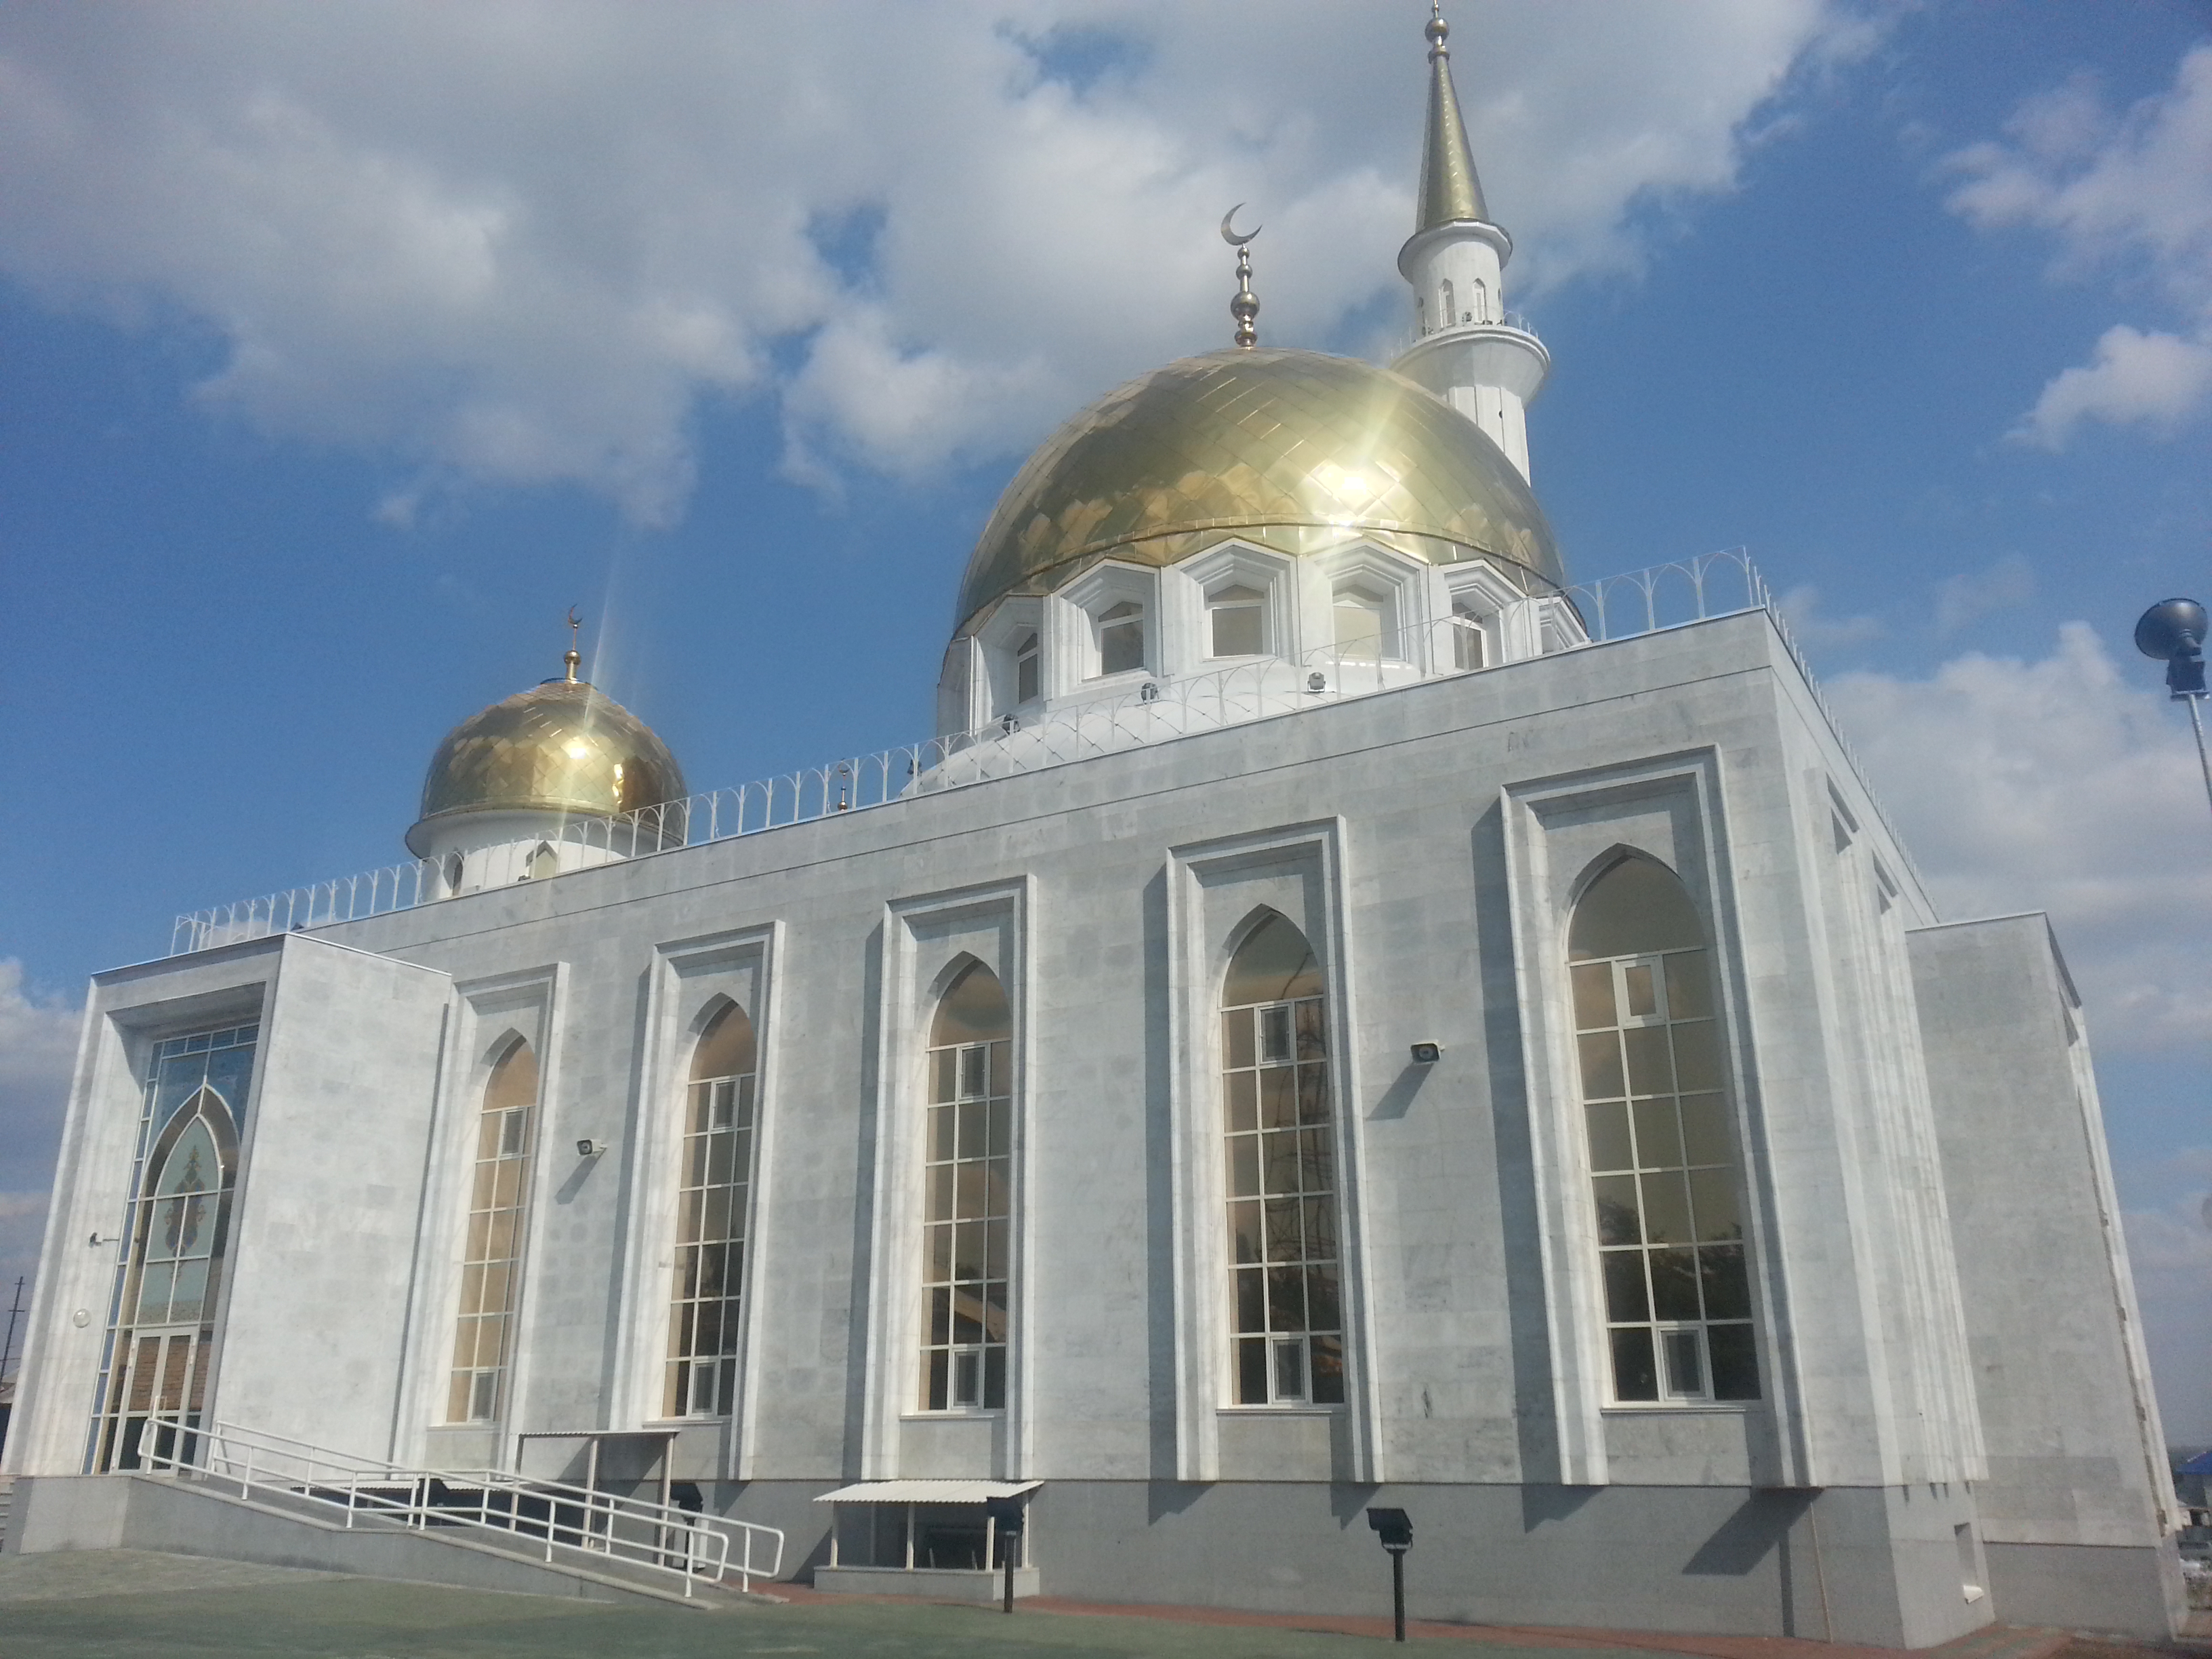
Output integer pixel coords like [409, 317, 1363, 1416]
[1224, 993, 1344, 1406]
[88, 1025, 253, 1473]
[664, 1069, 755, 1419]
[1574, 948, 1758, 1404]
[447, 1048, 537, 1425]
[921, 1037, 1011, 1410]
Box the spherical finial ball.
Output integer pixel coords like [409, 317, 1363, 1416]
[1426, 14, 1448, 49]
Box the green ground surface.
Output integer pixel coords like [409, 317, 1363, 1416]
[0, 1551, 1651, 1659]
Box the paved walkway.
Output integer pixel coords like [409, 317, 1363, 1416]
[0, 1551, 2203, 1659]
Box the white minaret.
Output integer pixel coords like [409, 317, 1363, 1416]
[1389, 5, 1549, 482]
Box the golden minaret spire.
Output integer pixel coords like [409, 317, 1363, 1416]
[1416, 3, 1490, 232]
[565, 606, 583, 683]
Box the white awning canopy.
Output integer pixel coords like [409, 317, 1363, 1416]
[814, 1479, 1042, 1505]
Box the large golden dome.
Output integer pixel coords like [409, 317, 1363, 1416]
[956, 347, 1563, 631]
[407, 675, 687, 851]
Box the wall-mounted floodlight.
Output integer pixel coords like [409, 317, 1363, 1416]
[576, 1139, 607, 1158]
[2134, 598, 2212, 823]
[1366, 1507, 1414, 1641]
[1307, 672, 1328, 693]
[1409, 1042, 1442, 1065]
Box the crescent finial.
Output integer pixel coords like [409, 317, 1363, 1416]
[1219, 204, 1261, 247]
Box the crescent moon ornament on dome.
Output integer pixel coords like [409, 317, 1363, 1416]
[1219, 205, 1261, 245]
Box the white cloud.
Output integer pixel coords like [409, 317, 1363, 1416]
[1946, 44, 2212, 447]
[0, 960, 78, 1310]
[2123, 1156, 2212, 1443]
[1828, 624, 2212, 1054]
[1933, 552, 2035, 634]
[1777, 583, 1884, 651]
[0, 0, 1878, 522]
[2010, 323, 2212, 449]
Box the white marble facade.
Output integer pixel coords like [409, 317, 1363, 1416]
[3, 10, 2186, 1645]
[6, 607, 2183, 1641]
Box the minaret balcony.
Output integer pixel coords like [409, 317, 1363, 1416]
[1390, 316, 1551, 405]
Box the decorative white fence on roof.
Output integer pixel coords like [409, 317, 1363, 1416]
[170, 549, 1887, 957]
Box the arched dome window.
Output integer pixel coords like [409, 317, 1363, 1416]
[921, 960, 1012, 1412]
[448, 1038, 539, 1425]
[1450, 595, 1488, 671]
[1208, 585, 1268, 659]
[1221, 912, 1343, 1407]
[665, 1001, 758, 1419]
[1332, 587, 1389, 661]
[1014, 634, 1041, 705]
[1097, 600, 1146, 676]
[1568, 855, 1759, 1404]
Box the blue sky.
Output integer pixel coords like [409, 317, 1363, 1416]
[3, 1, 2208, 1435]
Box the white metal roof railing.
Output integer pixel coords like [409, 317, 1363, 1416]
[168, 550, 1901, 956]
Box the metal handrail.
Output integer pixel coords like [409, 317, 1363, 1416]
[1389, 311, 1542, 359]
[136, 1416, 783, 1595]
[169, 548, 1910, 949]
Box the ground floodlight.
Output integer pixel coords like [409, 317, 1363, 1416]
[1366, 1507, 1413, 1640]
[983, 1494, 1028, 1614]
[1410, 1042, 1442, 1065]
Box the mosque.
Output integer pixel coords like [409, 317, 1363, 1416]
[0, 10, 2184, 1645]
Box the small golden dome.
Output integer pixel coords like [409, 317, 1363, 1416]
[407, 676, 687, 851]
[956, 346, 1563, 632]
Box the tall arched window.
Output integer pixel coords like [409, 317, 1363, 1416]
[665, 1001, 757, 1419]
[448, 1038, 539, 1424]
[1439, 279, 1456, 329]
[1221, 913, 1343, 1406]
[93, 1025, 249, 1473]
[1569, 856, 1759, 1404]
[921, 961, 1012, 1411]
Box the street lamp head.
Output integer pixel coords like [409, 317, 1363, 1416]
[2135, 598, 2208, 697]
[1366, 1506, 1414, 1551]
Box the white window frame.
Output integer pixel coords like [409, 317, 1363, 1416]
[1438, 562, 1528, 669]
[1057, 562, 1158, 685]
[1570, 927, 1760, 1411]
[973, 599, 1048, 720]
[663, 998, 759, 1422]
[1171, 544, 1294, 670]
[1314, 545, 1424, 668]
